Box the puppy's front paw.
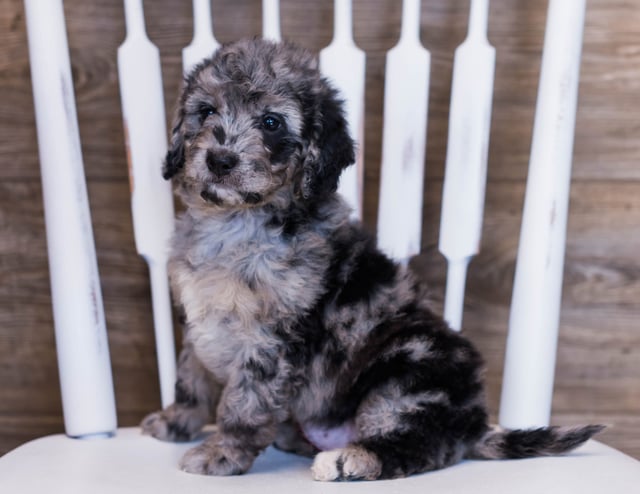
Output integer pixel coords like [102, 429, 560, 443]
[311, 446, 382, 481]
[180, 440, 255, 476]
[141, 408, 199, 442]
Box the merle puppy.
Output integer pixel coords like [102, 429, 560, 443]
[141, 38, 602, 481]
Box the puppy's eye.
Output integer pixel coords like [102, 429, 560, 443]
[262, 114, 281, 132]
[198, 105, 217, 122]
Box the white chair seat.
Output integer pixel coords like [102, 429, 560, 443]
[1, 427, 639, 493]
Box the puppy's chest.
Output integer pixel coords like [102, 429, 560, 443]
[170, 213, 326, 378]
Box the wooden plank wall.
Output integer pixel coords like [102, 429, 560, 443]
[1, 0, 638, 459]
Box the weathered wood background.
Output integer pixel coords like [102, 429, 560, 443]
[1, 0, 638, 458]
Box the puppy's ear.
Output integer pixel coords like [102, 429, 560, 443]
[162, 109, 185, 180]
[300, 85, 355, 201]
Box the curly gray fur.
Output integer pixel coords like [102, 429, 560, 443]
[141, 38, 603, 481]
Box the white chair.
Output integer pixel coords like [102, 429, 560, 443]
[2, 0, 639, 492]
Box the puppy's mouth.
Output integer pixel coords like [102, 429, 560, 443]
[200, 188, 224, 206]
[199, 185, 263, 207]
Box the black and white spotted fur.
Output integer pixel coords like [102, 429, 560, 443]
[141, 38, 603, 481]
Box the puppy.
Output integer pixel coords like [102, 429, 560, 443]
[141, 38, 603, 481]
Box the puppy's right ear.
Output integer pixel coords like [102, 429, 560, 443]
[162, 110, 185, 180]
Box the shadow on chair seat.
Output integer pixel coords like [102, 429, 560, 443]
[1, 427, 639, 493]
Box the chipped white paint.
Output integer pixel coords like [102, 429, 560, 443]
[24, 0, 116, 438]
[377, 0, 430, 262]
[118, 0, 176, 408]
[262, 0, 281, 42]
[499, 0, 587, 429]
[182, 0, 220, 73]
[439, 0, 495, 331]
[320, 0, 366, 220]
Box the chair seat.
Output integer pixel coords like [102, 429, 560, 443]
[1, 427, 639, 493]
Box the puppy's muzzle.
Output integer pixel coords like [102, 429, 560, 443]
[206, 150, 239, 177]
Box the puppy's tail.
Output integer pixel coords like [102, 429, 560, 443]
[467, 424, 605, 460]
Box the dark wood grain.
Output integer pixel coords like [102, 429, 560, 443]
[1, 0, 638, 459]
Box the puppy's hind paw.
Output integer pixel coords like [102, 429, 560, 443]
[311, 450, 343, 481]
[311, 446, 382, 481]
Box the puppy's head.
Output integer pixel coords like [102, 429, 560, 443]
[164, 38, 354, 209]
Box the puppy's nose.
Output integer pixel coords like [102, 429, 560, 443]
[206, 150, 239, 176]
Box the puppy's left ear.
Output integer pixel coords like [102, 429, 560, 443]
[162, 109, 185, 180]
[300, 85, 355, 201]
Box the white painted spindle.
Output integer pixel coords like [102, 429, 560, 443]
[183, 0, 220, 73]
[320, 0, 366, 220]
[263, 0, 281, 42]
[439, 0, 495, 331]
[24, 0, 117, 438]
[499, 0, 587, 429]
[118, 0, 176, 408]
[377, 0, 430, 263]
